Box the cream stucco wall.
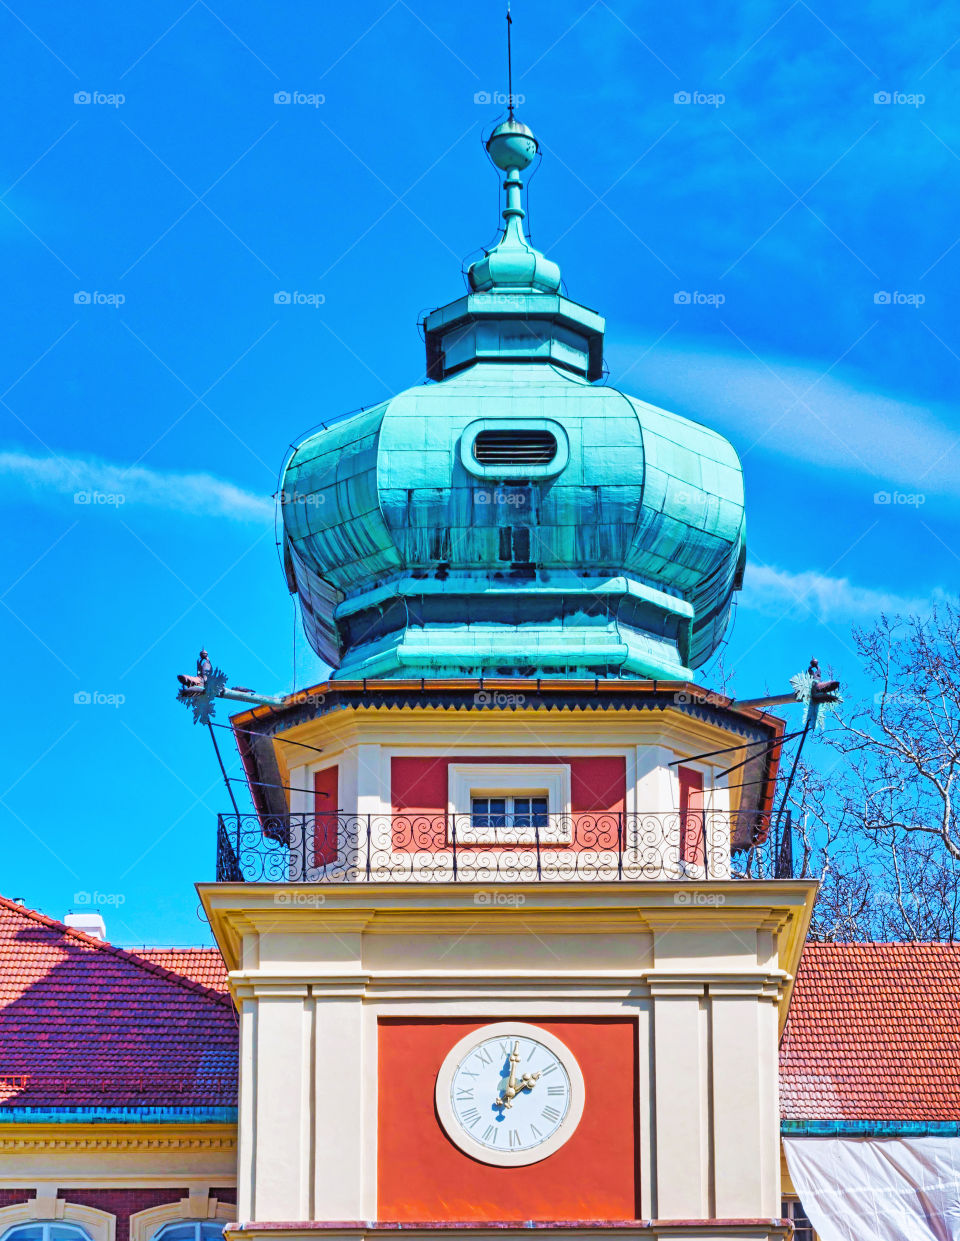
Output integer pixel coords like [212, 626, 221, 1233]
[201, 879, 813, 1239]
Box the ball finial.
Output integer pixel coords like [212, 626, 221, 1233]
[486, 118, 538, 171]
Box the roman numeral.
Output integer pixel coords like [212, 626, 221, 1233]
[541, 1105, 561, 1122]
[529, 1123, 543, 1139]
[547, 1084, 564, 1096]
[509, 1129, 521, 1147]
[540, 1061, 558, 1075]
[461, 1069, 479, 1079]
[461, 1107, 481, 1128]
[456, 1087, 474, 1101]
[499, 1040, 512, 1057]
[475, 1046, 493, 1066]
[482, 1124, 498, 1143]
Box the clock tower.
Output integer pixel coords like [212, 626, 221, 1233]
[201, 103, 815, 1241]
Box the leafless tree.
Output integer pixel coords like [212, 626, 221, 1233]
[771, 602, 960, 941]
[836, 604, 960, 859]
[773, 756, 878, 939]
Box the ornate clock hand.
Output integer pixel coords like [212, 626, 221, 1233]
[496, 1042, 540, 1109]
[496, 1040, 521, 1109]
[506, 1040, 519, 1092]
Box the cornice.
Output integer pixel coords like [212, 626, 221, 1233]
[226, 1220, 791, 1241]
[202, 880, 816, 945]
[0, 1124, 237, 1154]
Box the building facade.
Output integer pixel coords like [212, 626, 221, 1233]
[0, 896, 236, 1241]
[7, 902, 958, 1241]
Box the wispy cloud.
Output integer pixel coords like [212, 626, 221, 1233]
[605, 339, 960, 497]
[0, 449, 272, 523]
[744, 561, 946, 621]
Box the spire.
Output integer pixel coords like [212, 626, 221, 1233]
[467, 8, 561, 296]
[423, 10, 603, 383]
[506, 1, 515, 121]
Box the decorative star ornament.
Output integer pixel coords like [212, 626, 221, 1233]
[178, 666, 228, 725]
[790, 660, 843, 731]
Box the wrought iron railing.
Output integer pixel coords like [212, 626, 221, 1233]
[216, 810, 794, 884]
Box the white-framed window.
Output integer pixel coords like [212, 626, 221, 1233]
[449, 763, 571, 844]
[471, 795, 549, 831]
[153, 1226, 225, 1241]
[1, 1228, 91, 1241]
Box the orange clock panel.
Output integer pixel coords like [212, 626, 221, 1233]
[377, 1017, 638, 1221]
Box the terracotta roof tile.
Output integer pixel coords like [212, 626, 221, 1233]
[0, 896, 237, 1110]
[780, 942, 960, 1122]
[132, 947, 229, 993]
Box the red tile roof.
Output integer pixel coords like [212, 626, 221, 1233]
[132, 947, 229, 993]
[1, 892, 954, 1123]
[780, 941, 960, 1122]
[0, 896, 237, 1110]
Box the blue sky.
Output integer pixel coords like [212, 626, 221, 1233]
[2, 0, 958, 944]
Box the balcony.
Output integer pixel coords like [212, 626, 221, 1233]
[216, 810, 794, 883]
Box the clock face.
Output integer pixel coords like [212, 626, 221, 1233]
[435, 1022, 585, 1167]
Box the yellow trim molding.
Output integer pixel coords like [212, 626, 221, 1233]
[0, 1125, 237, 1155]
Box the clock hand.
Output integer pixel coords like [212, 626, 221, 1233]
[506, 1041, 519, 1093]
[495, 1041, 521, 1109]
[496, 1042, 539, 1109]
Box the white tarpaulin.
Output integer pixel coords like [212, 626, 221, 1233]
[784, 1136, 960, 1241]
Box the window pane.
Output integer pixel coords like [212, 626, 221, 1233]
[471, 797, 506, 829]
[155, 1226, 199, 1241]
[512, 795, 548, 829]
[155, 1224, 224, 1241]
[2, 1228, 91, 1241]
[782, 1200, 815, 1241]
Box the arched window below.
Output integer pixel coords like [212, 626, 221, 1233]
[130, 1197, 232, 1241]
[2, 1226, 92, 1241]
[153, 1225, 224, 1241]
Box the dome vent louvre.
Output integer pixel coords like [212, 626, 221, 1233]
[473, 428, 557, 467]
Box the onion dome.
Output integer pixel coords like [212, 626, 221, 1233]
[280, 113, 746, 682]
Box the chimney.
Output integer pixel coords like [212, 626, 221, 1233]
[64, 911, 107, 941]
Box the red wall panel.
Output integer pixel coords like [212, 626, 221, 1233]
[392, 755, 449, 816]
[377, 1017, 638, 1221]
[678, 765, 704, 866]
[571, 755, 628, 812]
[314, 765, 339, 865]
[390, 755, 626, 851]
